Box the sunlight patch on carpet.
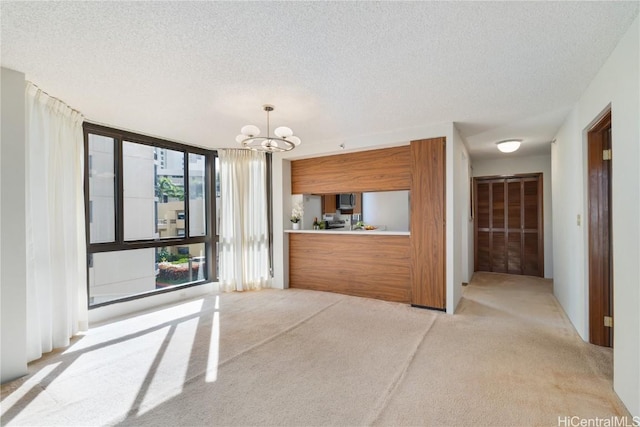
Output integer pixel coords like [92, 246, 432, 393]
[0, 361, 61, 416]
[206, 309, 220, 383]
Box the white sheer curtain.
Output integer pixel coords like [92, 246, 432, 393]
[218, 149, 271, 292]
[25, 82, 88, 362]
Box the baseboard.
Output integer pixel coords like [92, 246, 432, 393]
[411, 304, 446, 312]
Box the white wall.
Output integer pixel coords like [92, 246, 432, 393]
[362, 191, 409, 231]
[551, 112, 587, 337]
[1, 68, 28, 383]
[272, 158, 291, 290]
[301, 195, 322, 230]
[290, 194, 323, 231]
[552, 16, 639, 416]
[449, 124, 471, 313]
[460, 131, 474, 286]
[472, 154, 553, 279]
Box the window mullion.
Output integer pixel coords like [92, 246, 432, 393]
[115, 136, 124, 245]
[207, 152, 216, 281]
[184, 151, 190, 238]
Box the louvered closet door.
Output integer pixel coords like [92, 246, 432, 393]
[474, 175, 543, 277]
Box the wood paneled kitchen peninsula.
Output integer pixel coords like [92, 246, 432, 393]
[287, 230, 411, 303]
[288, 137, 446, 310]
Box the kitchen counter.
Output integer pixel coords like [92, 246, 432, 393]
[287, 231, 411, 303]
[285, 229, 410, 236]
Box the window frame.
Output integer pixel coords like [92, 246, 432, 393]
[83, 122, 218, 308]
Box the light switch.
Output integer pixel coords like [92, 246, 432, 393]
[577, 214, 581, 226]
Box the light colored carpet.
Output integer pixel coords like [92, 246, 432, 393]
[1, 272, 630, 426]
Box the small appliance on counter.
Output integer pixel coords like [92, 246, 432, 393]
[322, 213, 352, 229]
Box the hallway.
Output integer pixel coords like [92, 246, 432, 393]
[376, 272, 629, 425]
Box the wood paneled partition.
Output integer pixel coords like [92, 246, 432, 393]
[291, 146, 410, 194]
[409, 137, 446, 310]
[289, 233, 411, 303]
[289, 138, 447, 310]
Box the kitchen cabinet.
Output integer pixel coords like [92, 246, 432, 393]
[322, 194, 336, 214]
[321, 193, 362, 214]
[353, 193, 362, 213]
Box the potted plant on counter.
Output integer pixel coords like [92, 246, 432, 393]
[291, 202, 303, 230]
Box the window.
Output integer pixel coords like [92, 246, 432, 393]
[88, 134, 116, 244]
[84, 123, 218, 307]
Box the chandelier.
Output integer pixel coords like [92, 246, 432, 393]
[236, 104, 301, 152]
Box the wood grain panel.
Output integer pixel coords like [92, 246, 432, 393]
[523, 179, 539, 230]
[507, 232, 522, 274]
[289, 233, 411, 303]
[476, 182, 490, 229]
[491, 231, 507, 273]
[476, 231, 490, 271]
[492, 182, 505, 229]
[322, 194, 337, 214]
[474, 174, 543, 277]
[291, 146, 411, 194]
[523, 232, 540, 276]
[409, 137, 446, 309]
[507, 180, 522, 229]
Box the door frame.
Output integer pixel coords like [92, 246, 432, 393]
[587, 110, 613, 347]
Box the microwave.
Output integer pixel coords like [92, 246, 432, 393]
[337, 193, 356, 210]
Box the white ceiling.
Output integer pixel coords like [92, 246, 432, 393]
[2, 1, 638, 160]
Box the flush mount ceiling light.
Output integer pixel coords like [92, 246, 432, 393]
[496, 139, 522, 153]
[236, 104, 301, 152]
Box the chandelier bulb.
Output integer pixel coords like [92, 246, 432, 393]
[241, 125, 260, 137]
[288, 135, 301, 146]
[274, 126, 293, 138]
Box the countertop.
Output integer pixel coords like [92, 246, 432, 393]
[285, 229, 410, 236]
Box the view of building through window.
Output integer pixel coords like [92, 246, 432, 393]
[189, 153, 206, 237]
[88, 134, 116, 244]
[85, 125, 216, 306]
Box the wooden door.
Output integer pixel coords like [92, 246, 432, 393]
[587, 111, 613, 347]
[474, 175, 543, 277]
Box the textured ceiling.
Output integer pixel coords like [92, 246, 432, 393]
[2, 1, 638, 160]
